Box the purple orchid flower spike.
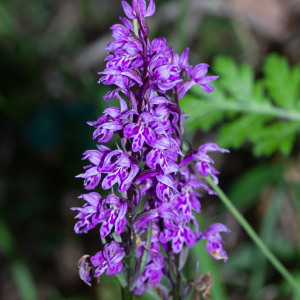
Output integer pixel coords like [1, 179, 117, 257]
[91, 241, 126, 277]
[198, 223, 231, 262]
[73, 0, 231, 295]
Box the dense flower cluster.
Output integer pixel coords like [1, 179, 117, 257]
[72, 0, 230, 296]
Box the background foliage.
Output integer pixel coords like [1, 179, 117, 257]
[0, 0, 300, 299]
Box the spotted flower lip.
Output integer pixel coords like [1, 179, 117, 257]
[100, 150, 139, 192]
[123, 112, 157, 152]
[159, 211, 198, 254]
[99, 194, 128, 237]
[146, 147, 179, 175]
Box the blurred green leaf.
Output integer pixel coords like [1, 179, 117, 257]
[215, 56, 254, 99]
[228, 163, 283, 209]
[248, 185, 284, 299]
[0, 2, 19, 36]
[225, 243, 256, 271]
[263, 54, 300, 109]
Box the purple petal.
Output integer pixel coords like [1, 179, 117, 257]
[115, 216, 127, 236]
[206, 241, 228, 262]
[94, 262, 108, 277]
[100, 218, 115, 237]
[206, 223, 231, 235]
[198, 142, 229, 154]
[102, 172, 120, 190]
[200, 83, 215, 93]
[144, 126, 156, 147]
[106, 261, 123, 275]
[132, 133, 145, 152]
[179, 48, 189, 69]
[156, 174, 176, 190]
[192, 63, 209, 79]
[79, 192, 102, 208]
[123, 123, 140, 138]
[120, 163, 139, 192]
[90, 251, 105, 267]
[103, 89, 119, 100]
[178, 80, 196, 99]
[122, 0, 135, 19]
[172, 233, 184, 254]
[145, 0, 155, 17]
[183, 226, 196, 248]
[199, 75, 219, 84]
[120, 17, 134, 32]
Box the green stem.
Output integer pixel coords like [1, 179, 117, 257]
[206, 176, 300, 296]
[217, 101, 300, 122]
[121, 286, 133, 300]
[133, 19, 139, 36]
[191, 95, 300, 122]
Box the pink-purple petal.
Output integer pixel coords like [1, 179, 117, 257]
[121, 0, 135, 19]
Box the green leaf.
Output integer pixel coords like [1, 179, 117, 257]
[228, 163, 283, 209]
[263, 54, 300, 109]
[114, 272, 127, 288]
[140, 220, 152, 273]
[251, 122, 300, 156]
[248, 185, 284, 299]
[180, 89, 225, 132]
[130, 221, 153, 292]
[214, 56, 254, 99]
[145, 289, 162, 300]
[218, 115, 270, 149]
